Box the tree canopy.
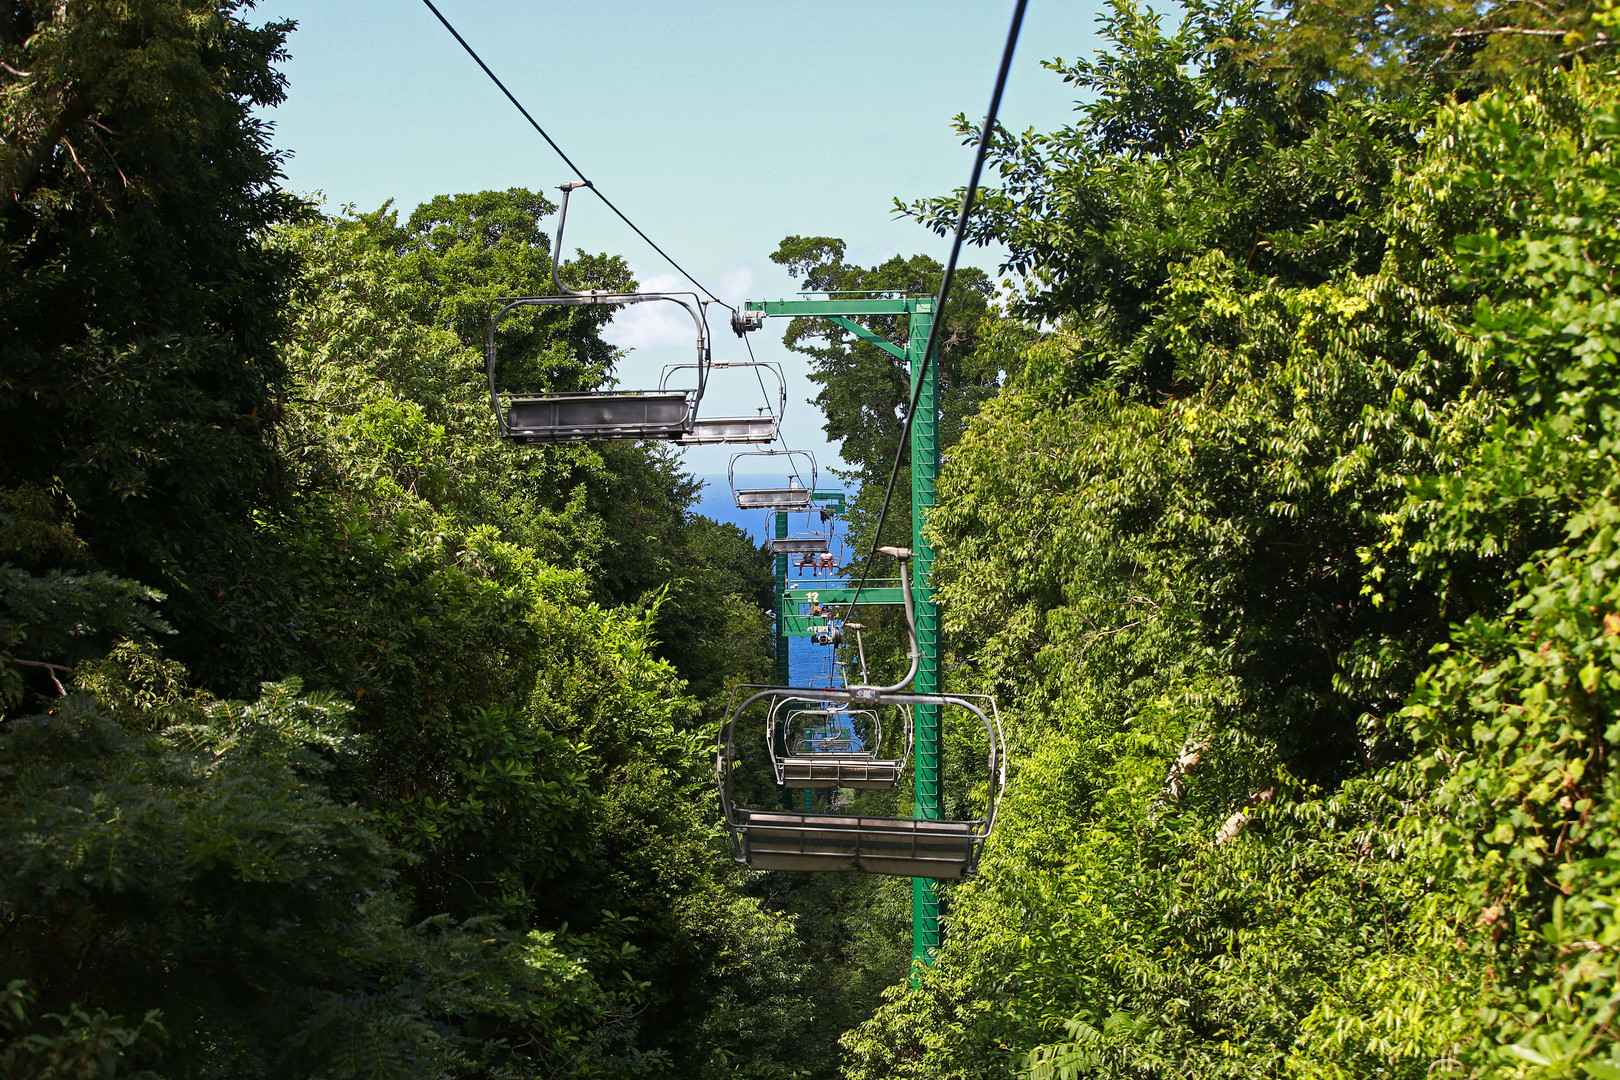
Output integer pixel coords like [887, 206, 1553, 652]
[7, 0, 1620, 1077]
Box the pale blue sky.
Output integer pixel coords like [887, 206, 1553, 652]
[255, 1, 1108, 471]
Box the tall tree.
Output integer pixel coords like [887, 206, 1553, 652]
[0, 1, 307, 695]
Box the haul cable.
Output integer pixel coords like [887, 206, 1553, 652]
[420, 0, 735, 311]
[839, 0, 1028, 626]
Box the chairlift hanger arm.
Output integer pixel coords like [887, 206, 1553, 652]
[855, 547, 921, 695]
[546, 184, 711, 340]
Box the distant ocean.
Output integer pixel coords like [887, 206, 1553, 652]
[691, 474, 852, 547]
[692, 473, 852, 686]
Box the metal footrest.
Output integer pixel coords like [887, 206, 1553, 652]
[735, 487, 814, 510]
[677, 416, 778, 445]
[781, 756, 903, 789]
[501, 392, 691, 443]
[733, 809, 978, 878]
[771, 537, 830, 554]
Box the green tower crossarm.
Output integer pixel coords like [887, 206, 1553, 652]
[744, 297, 925, 317]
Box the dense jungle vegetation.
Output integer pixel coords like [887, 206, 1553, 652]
[4, 0, 1620, 1077]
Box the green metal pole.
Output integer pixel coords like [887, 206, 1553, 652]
[909, 299, 943, 970]
[776, 511, 809, 812]
[775, 511, 790, 687]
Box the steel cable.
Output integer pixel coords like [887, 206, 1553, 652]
[838, 0, 1028, 629]
[420, 0, 736, 311]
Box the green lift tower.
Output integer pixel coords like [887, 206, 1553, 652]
[743, 295, 944, 969]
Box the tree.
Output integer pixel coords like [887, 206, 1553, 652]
[843, 4, 1620, 1078]
[769, 237, 1003, 493]
[0, 0, 307, 647]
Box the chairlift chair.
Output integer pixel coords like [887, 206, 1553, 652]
[781, 517, 842, 568]
[662, 361, 785, 445]
[772, 514, 834, 557]
[780, 703, 870, 755]
[716, 549, 1006, 879]
[771, 501, 838, 560]
[485, 182, 776, 444]
[768, 700, 911, 791]
[731, 450, 817, 511]
[795, 551, 841, 576]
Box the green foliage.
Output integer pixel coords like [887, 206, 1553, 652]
[1244, 0, 1619, 94]
[2, 6, 797, 1074]
[255, 196, 810, 1074]
[1348, 65, 1620, 1078]
[0, 0, 307, 634]
[1, 568, 169, 708]
[0, 682, 660, 1080]
[841, 6, 1620, 1078]
[904, 0, 1425, 356]
[0, 979, 164, 1080]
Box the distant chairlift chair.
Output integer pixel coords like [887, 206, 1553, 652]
[774, 511, 834, 560]
[486, 181, 780, 444]
[783, 703, 867, 755]
[731, 450, 817, 511]
[769, 700, 910, 791]
[716, 548, 1006, 879]
[664, 361, 785, 445]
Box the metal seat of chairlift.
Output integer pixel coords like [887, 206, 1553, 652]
[777, 703, 903, 789]
[679, 415, 780, 445]
[793, 735, 855, 754]
[779, 756, 905, 789]
[771, 535, 830, 554]
[737, 486, 814, 510]
[731, 809, 980, 879]
[501, 391, 692, 444]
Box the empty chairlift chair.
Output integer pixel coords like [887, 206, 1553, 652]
[769, 700, 910, 790]
[663, 360, 786, 445]
[731, 450, 818, 511]
[716, 548, 1007, 880]
[486, 181, 778, 444]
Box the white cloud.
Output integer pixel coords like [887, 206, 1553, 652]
[599, 263, 758, 352]
[715, 263, 755, 303]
